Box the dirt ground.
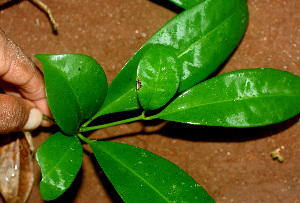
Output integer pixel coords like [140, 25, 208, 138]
[0, 0, 299, 202]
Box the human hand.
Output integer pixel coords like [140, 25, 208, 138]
[0, 28, 52, 134]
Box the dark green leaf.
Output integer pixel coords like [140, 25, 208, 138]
[149, 0, 249, 92]
[158, 69, 300, 127]
[89, 141, 214, 202]
[137, 45, 180, 110]
[35, 54, 107, 135]
[36, 132, 83, 201]
[94, 0, 248, 117]
[92, 49, 147, 117]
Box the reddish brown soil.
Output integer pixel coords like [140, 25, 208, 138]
[0, 0, 299, 202]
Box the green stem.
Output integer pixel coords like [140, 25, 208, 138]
[143, 113, 160, 121]
[79, 112, 147, 132]
[82, 114, 96, 127]
[77, 133, 91, 144]
[43, 114, 56, 124]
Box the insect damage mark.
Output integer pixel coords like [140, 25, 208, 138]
[136, 78, 142, 91]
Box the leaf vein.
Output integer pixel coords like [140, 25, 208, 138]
[159, 94, 298, 117]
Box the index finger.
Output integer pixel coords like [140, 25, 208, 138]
[0, 29, 52, 119]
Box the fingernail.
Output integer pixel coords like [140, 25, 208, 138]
[23, 108, 43, 131]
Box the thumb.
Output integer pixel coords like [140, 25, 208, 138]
[0, 94, 43, 134]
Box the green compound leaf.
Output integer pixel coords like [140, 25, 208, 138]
[89, 141, 215, 202]
[93, 0, 248, 118]
[137, 45, 180, 110]
[158, 69, 300, 127]
[35, 54, 107, 135]
[36, 132, 83, 201]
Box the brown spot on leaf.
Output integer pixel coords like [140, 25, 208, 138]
[136, 78, 142, 91]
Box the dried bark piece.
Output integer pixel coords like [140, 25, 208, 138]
[0, 132, 34, 203]
[0, 134, 20, 203]
[17, 132, 34, 203]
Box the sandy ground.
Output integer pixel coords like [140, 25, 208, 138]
[0, 0, 299, 202]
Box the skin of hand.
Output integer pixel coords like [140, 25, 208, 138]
[0, 28, 52, 134]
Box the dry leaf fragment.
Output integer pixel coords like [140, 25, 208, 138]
[0, 132, 34, 203]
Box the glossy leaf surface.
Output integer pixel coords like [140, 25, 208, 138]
[36, 132, 83, 201]
[89, 141, 214, 202]
[149, 0, 249, 92]
[94, 0, 248, 117]
[137, 45, 180, 110]
[92, 49, 147, 117]
[36, 54, 107, 135]
[158, 69, 300, 127]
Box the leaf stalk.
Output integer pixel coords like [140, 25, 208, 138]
[79, 112, 148, 132]
[76, 133, 91, 144]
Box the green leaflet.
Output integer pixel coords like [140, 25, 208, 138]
[157, 69, 300, 127]
[137, 45, 180, 110]
[88, 141, 215, 202]
[150, 0, 249, 92]
[36, 54, 107, 135]
[36, 132, 83, 201]
[92, 0, 249, 118]
[90, 49, 147, 118]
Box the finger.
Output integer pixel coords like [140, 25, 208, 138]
[0, 29, 44, 101]
[0, 80, 23, 98]
[0, 83, 53, 127]
[35, 98, 53, 127]
[0, 29, 52, 122]
[0, 80, 52, 127]
[0, 94, 43, 134]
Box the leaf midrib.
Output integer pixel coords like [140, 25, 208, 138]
[41, 138, 79, 180]
[51, 66, 83, 119]
[98, 86, 137, 116]
[94, 144, 171, 202]
[177, 4, 240, 58]
[159, 93, 298, 117]
[146, 53, 163, 109]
